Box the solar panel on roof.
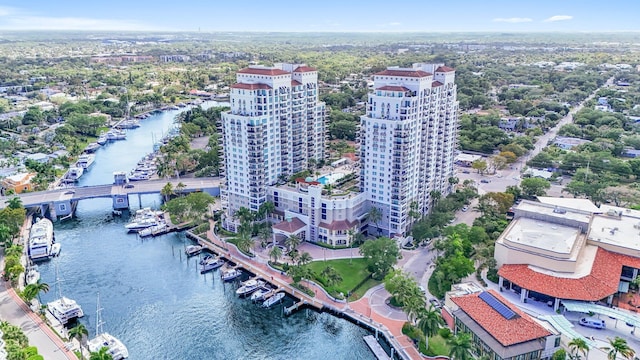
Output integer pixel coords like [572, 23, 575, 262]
[478, 291, 518, 320]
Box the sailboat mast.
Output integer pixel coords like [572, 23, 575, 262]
[96, 292, 104, 335]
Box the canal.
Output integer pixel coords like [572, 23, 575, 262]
[37, 104, 377, 359]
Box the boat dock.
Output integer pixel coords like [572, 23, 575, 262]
[363, 335, 391, 360]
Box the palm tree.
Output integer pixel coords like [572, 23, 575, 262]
[321, 266, 343, 288]
[298, 251, 313, 266]
[6, 196, 22, 210]
[175, 182, 186, 195]
[368, 207, 382, 235]
[430, 190, 442, 209]
[269, 246, 283, 264]
[448, 333, 473, 360]
[285, 233, 302, 252]
[258, 225, 272, 248]
[569, 338, 590, 360]
[418, 305, 444, 350]
[21, 281, 49, 305]
[257, 201, 275, 221]
[602, 337, 635, 360]
[234, 207, 254, 225]
[160, 182, 174, 202]
[69, 323, 89, 359]
[90, 346, 113, 360]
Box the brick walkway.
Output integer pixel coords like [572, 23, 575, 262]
[206, 221, 422, 359]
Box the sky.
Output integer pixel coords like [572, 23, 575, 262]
[0, 0, 638, 32]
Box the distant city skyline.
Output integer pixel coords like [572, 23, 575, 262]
[0, 0, 638, 32]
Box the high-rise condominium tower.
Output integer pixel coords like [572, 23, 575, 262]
[360, 63, 458, 236]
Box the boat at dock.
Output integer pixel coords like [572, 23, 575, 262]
[262, 292, 285, 308]
[28, 218, 55, 262]
[125, 217, 158, 232]
[50, 243, 61, 257]
[221, 268, 242, 282]
[200, 257, 225, 274]
[128, 172, 150, 181]
[48, 265, 84, 325]
[76, 154, 96, 170]
[137, 222, 167, 237]
[87, 293, 129, 360]
[97, 133, 108, 145]
[84, 142, 101, 153]
[236, 279, 264, 297]
[66, 167, 84, 182]
[106, 129, 127, 141]
[250, 287, 272, 302]
[25, 264, 40, 285]
[185, 245, 203, 256]
[117, 119, 140, 129]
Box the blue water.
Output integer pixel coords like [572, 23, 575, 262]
[37, 103, 376, 360]
[317, 176, 328, 185]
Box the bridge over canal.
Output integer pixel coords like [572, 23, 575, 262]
[0, 177, 222, 219]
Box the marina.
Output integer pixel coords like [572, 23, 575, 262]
[35, 102, 381, 359]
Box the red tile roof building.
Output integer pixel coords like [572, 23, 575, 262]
[447, 289, 558, 360]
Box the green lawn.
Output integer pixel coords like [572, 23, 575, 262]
[427, 334, 450, 356]
[307, 258, 376, 298]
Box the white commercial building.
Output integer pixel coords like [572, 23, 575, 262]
[220, 64, 326, 230]
[359, 63, 459, 236]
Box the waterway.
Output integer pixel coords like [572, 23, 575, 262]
[37, 103, 377, 359]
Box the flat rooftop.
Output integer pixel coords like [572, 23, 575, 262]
[588, 210, 640, 252]
[503, 217, 581, 255]
[537, 197, 601, 214]
[516, 200, 593, 223]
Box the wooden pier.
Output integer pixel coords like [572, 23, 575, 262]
[363, 335, 391, 360]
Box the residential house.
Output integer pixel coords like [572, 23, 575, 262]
[1, 172, 37, 193]
[553, 136, 591, 150]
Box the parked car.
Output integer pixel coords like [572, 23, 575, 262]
[124, 183, 134, 189]
[429, 298, 441, 308]
[480, 179, 490, 183]
[462, 170, 470, 174]
[461, 206, 469, 212]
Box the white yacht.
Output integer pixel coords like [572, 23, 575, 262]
[28, 218, 54, 261]
[200, 257, 225, 274]
[263, 292, 285, 308]
[48, 296, 84, 325]
[97, 133, 108, 145]
[87, 293, 128, 360]
[250, 288, 271, 302]
[185, 245, 203, 257]
[76, 154, 96, 170]
[124, 217, 158, 232]
[67, 167, 84, 182]
[236, 279, 264, 297]
[221, 268, 242, 282]
[106, 129, 126, 141]
[25, 265, 40, 285]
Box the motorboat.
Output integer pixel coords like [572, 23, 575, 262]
[263, 292, 285, 308]
[118, 119, 140, 129]
[28, 218, 54, 262]
[137, 222, 167, 237]
[66, 167, 84, 182]
[199, 254, 214, 265]
[236, 279, 264, 297]
[185, 245, 203, 256]
[48, 296, 84, 325]
[221, 268, 242, 282]
[87, 293, 129, 360]
[84, 142, 101, 153]
[25, 265, 40, 285]
[124, 217, 157, 232]
[112, 210, 122, 217]
[76, 154, 96, 170]
[106, 129, 126, 141]
[50, 243, 61, 257]
[97, 133, 108, 145]
[128, 172, 150, 181]
[250, 287, 272, 302]
[200, 257, 225, 274]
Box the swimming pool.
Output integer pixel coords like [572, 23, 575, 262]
[317, 173, 346, 185]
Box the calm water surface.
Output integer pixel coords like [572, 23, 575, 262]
[38, 104, 376, 360]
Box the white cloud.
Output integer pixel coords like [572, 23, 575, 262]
[544, 15, 573, 22]
[492, 17, 533, 23]
[388, 22, 401, 26]
[0, 6, 15, 17]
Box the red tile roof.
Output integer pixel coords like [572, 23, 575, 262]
[231, 83, 272, 90]
[319, 219, 358, 231]
[432, 81, 444, 87]
[293, 66, 317, 73]
[376, 85, 410, 92]
[238, 67, 289, 76]
[435, 66, 455, 73]
[291, 80, 302, 86]
[375, 69, 432, 78]
[499, 247, 640, 301]
[272, 217, 306, 233]
[451, 290, 550, 346]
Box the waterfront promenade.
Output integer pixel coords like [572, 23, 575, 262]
[0, 262, 77, 360]
[203, 222, 422, 360]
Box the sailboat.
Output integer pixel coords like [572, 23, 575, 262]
[47, 264, 84, 325]
[87, 293, 129, 360]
